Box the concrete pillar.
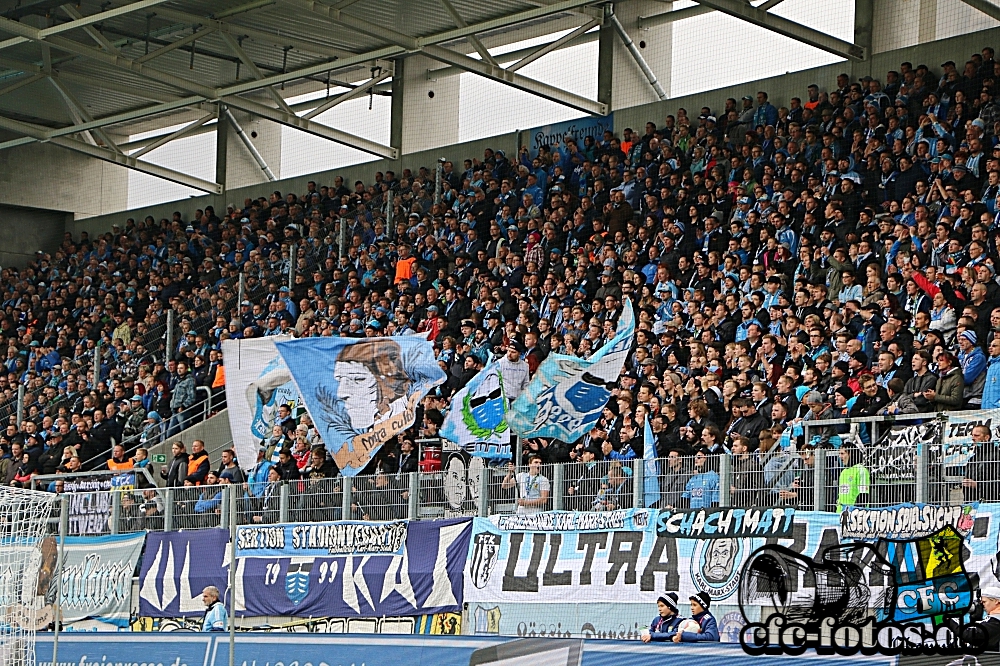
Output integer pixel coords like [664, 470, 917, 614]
[598, 17, 616, 109]
[609, 0, 672, 110]
[872, 0, 923, 53]
[218, 109, 282, 191]
[852, 0, 874, 80]
[390, 57, 405, 153]
[215, 107, 229, 195]
[917, 0, 938, 45]
[397, 54, 460, 155]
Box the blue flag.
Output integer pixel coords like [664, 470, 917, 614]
[440, 356, 511, 459]
[275, 336, 446, 476]
[508, 302, 634, 441]
[643, 417, 660, 508]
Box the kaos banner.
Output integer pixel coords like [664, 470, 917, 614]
[222, 336, 299, 469]
[138, 529, 231, 617]
[527, 114, 614, 158]
[275, 336, 445, 476]
[237, 518, 471, 617]
[508, 302, 634, 441]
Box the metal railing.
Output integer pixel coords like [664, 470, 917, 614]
[73, 387, 226, 471]
[34, 409, 1000, 533]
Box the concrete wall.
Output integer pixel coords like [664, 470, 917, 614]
[67, 23, 1000, 237]
[143, 407, 234, 487]
[0, 204, 72, 267]
[0, 141, 127, 218]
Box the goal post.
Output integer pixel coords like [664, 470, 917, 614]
[0, 486, 59, 666]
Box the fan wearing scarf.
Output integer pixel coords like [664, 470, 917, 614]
[641, 592, 686, 642]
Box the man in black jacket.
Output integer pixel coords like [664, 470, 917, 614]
[275, 447, 301, 480]
[88, 409, 119, 470]
[160, 441, 188, 486]
[850, 376, 891, 416]
[729, 398, 769, 451]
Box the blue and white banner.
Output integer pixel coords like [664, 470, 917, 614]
[237, 518, 472, 618]
[643, 420, 659, 508]
[26, 533, 145, 630]
[138, 529, 231, 618]
[36, 633, 901, 666]
[222, 336, 299, 470]
[655, 507, 796, 539]
[527, 114, 615, 159]
[275, 336, 446, 476]
[441, 356, 511, 459]
[508, 302, 634, 441]
[236, 521, 408, 558]
[465, 509, 840, 605]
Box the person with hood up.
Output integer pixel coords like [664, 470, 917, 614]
[641, 591, 686, 642]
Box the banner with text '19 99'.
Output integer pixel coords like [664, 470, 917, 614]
[236, 518, 472, 618]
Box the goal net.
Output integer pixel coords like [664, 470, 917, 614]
[0, 487, 58, 666]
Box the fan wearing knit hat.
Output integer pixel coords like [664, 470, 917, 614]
[669, 592, 720, 643]
[641, 592, 686, 643]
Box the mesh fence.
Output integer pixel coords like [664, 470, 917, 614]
[38, 442, 1000, 537]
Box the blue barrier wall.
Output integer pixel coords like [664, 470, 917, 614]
[36, 634, 899, 666]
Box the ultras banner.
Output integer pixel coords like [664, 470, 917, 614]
[464, 508, 841, 606]
[275, 335, 445, 476]
[222, 336, 299, 470]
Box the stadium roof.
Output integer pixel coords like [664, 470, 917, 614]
[0, 0, 870, 193]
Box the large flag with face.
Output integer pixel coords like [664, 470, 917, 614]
[275, 336, 446, 476]
[508, 301, 634, 441]
[441, 356, 511, 459]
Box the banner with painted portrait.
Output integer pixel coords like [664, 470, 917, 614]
[222, 336, 299, 470]
[508, 302, 634, 442]
[275, 336, 446, 476]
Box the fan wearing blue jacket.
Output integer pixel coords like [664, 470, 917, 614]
[674, 592, 720, 643]
[642, 592, 686, 642]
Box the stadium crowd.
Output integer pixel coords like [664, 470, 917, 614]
[6, 46, 1000, 512]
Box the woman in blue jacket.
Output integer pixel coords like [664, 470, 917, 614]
[641, 592, 685, 642]
[674, 592, 721, 642]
